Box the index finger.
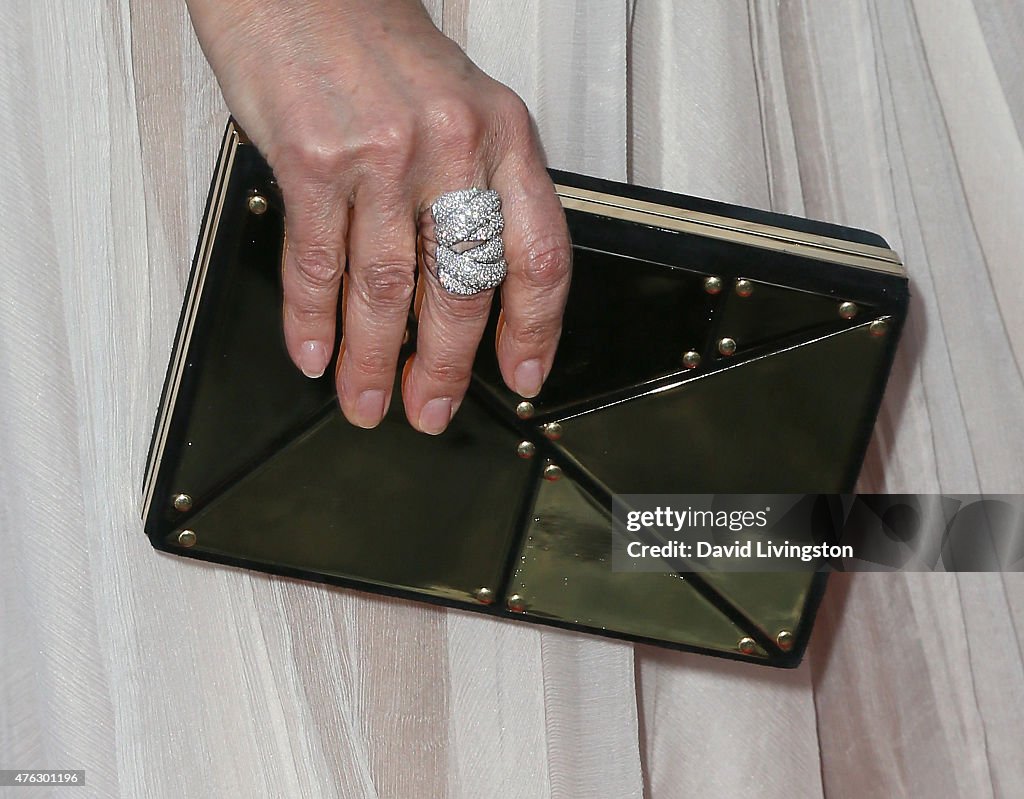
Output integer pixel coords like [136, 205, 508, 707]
[490, 152, 572, 399]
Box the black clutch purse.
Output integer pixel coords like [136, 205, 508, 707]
[142, 121, 907, 666]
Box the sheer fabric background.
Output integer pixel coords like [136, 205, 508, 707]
[2, 0, 1023, 796]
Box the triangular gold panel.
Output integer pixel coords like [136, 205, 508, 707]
[509, 473, 770, 659]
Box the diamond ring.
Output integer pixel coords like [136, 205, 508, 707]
[428, 188, 507, 296]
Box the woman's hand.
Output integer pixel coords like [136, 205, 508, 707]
[186, 0, 571, 434]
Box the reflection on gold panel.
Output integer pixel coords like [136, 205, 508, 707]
[509, 473, 767, 658]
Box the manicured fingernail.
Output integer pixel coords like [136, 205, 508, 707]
[298, 340, 329, 378]
[353, 389, 386, 429]
[418, 397, 453, 435]
[513, 359, 544, 398]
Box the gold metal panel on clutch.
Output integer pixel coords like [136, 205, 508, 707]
[141, 120, 909, 667]
[169, 400, 533, 603]
[509, 473, 768, 658]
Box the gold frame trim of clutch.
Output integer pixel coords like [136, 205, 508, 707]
[141, 126, 240, 518]
[553, 185, 904, 276]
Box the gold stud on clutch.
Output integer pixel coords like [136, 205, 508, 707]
[543, 463, 563, 481]
[516, 401, 535, 419]
[703, 276, 723, 295]
[517, 441, 536, 459]
[247, 194, 268, 215]
[542, 422, 563, 440]
[839, 301, 859, 320]
[474, 587, 495, 605]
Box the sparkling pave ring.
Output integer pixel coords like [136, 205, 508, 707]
[429, 188, 507, 295]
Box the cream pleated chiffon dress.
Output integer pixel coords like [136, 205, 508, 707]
[2, 1, 1023, 796]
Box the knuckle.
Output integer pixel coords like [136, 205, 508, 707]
[291, 246, 343, 290]
[436, 292, 492, 322]
[520, 233, 572, 290]
[423, 356, 472, 386]
[277, 134, 350, 178]
[496, 90, 533, 140]
[356, 117, 418, 169]
[285, 300, 334, 328]
[507, 316, 558, 348]
[347, 346, 395, 378]
[357, 261, 417, 309]
[428, 98, 483, 149]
